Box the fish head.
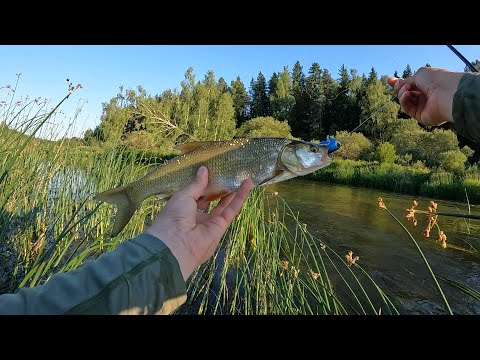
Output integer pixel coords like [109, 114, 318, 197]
[280, 140, 332, 176]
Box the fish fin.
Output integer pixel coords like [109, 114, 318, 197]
[202, 190, 231, 202]
[260, 169, 299, 186]
[174, 141, 217, 154]
[258, 170, 285, 186]
[94, 185, 141, 237]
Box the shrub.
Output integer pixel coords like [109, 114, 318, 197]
[333, 131, 373, 161]
[235, 117, 293, 138]
[376, 142, 396, 164]
[438, 150, 467, 174]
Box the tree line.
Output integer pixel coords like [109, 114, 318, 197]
[85, 62, 423, 145]
[83, 60, 480, 166]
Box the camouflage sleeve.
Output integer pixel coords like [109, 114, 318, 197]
[0, 233, 186, 315]
[453, 73, 480, 142]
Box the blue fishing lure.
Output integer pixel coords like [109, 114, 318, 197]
[319, 135, 341, 154]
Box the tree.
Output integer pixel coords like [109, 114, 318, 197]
[438, 150, 467, 174]
[269, 66, 296, 122]
[367, 67, 378, 84]
[290, 61, 309, 139]
[402, 64, 413, 79]
[236, 117, 293, 138]
[329, 64, 354, 133]
[320, 68, 339, 137]
[305, 63, 325, 140]
[376, 142, 396, 164]
[217, 77, 229, 94]
[97, 93, 133, 144]
[360, 77, 400, 143]
[249, 72, 271, 118]
[191, 70, 236, 141]
[230, 76, 250, 127]
[268, 72, 279, 97]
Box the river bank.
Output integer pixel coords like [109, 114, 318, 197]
[309, 159, 480, 205]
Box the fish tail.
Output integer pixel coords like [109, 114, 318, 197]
[94, 185, 140, 237]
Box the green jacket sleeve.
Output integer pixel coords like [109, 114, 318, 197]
[453, 73, 480, 142]
[0, 233, 187, 315]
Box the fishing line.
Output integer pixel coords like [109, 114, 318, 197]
[348, 94, 398, 135]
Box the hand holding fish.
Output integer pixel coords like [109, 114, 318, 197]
[387, 67, 464, 127]
[144, 166, 253, 280]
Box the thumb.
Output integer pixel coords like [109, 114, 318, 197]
[179, 166, 209, 200]
[387, 75, 418, 92]
[387, 76, 399, 87]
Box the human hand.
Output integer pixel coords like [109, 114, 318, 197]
[144, 166, 254, 281]
[387, 67, 464, 126]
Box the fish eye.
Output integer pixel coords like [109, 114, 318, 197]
[310, 146, 318, 153]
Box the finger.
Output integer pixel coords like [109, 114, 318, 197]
[218, 179, 254, 225]
[177, 166, 209, 201]
[394, 78, 410, 93]
[397, 83, 412, 103]
[398, 88, 419, 117]
[209, 192, 236, 217]
[386, 76, 399, 88]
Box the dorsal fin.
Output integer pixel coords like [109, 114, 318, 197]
[174, 141, 216, 154]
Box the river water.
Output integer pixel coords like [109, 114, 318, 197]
[266, 179, 480, 315]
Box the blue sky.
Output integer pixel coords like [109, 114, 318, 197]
[1, 45, 479, 139]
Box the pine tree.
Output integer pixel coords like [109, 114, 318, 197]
[304, 63, 325, 140]
[217, 77, 228, 93]
[367, 67, 378, 84]
[402, 64, 413, 79]
[329, 64, 354, 133]
[290, 61, 309, 139]
[268, 72, 279, 97]
[249, 72, 270, 118]
[320, 68, 339, 137]
[230, 76, 250, 127]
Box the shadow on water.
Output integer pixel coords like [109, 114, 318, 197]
[266, 179, 480, 314]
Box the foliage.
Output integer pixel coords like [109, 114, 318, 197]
[376, 142, 396, 164]
[235, 117, 293, 138]
[438, 149, 467, 174]
[333, 131, 373, 160]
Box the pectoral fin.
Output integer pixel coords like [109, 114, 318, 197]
[258, 169, 291, 186]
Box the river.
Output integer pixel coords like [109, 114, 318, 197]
[266, 179, 480, 315]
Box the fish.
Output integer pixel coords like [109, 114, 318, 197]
[94, 137, 334, 237]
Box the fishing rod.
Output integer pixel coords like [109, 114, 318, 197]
[447, 45, 478, 73]
[320, 45, 478, 154]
